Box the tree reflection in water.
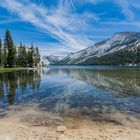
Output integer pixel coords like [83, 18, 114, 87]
[0, 70, 41, 105]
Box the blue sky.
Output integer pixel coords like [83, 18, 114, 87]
[0, 0, 140, 56]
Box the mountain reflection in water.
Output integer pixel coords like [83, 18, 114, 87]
[0, 67, 140, 119]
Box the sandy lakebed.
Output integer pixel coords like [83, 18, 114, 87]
[0, 103, 140, 140]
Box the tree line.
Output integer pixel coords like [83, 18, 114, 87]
[0, 29, 41, 68]
[81, 46, 140, 66]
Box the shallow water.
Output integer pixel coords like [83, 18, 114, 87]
[0, 66, 140, 120]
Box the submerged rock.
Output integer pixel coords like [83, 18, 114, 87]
[56, 125, 67, 133]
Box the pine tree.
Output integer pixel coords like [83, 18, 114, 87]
[0, 30, 41, 68]
[35, 47, 40, 66]
[0, 37, 2, 67]
[28, 44, 35, 67]
[17, 42, 23, 66]
[22, 45, 28, 67]
[4, 30, 16, 68]
[3, 46, 7, 67]
[13, 45, 17, 66]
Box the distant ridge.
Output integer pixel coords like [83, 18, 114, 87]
[43, 55, 64, 65]
[57, 32, 140, 66]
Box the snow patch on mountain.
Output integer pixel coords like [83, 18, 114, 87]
[43, 55, 64, 65]
[59, 32, 140, 64]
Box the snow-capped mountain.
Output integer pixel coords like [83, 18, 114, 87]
[58, 32, 140, 65]
[42, 55, 64, 65]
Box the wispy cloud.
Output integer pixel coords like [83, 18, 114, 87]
[0, 0, 95, 54]
[115, 0, 135, 21]
[81, 0, 103, 5]
[83, 0, 137, 21]
[0, 0, 140, 56]
[0, 18, 20, 24]
[38, 42, 75, 56]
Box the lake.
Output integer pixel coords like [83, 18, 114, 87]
[1, 66, 140, 114]
[0, 66, 140, 139]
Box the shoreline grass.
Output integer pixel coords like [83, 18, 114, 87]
[0, 67, 42, 73]
[0, 68, 27, 73]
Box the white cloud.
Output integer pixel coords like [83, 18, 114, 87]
[38, 42, 74, 56]
[81, 0, 103, 5]
[85, 0, 136, 21]
[0, 0, 139, 57]
[0, 0, 96, 54]
[0, 18, 20, 24]
[116, 0, 135, 21]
